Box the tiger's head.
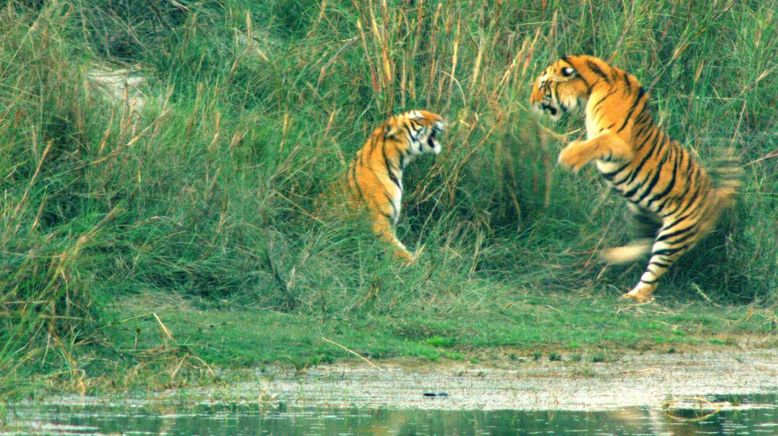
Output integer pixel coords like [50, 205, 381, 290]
[385, 110, 446, 156]
[529, 55, 594, 122]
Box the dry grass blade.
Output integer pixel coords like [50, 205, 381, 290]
[745, 149, 778, 167]
[153, 313, 174, 341]
[321, 336, 380, 369]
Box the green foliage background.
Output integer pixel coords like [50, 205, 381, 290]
[0, 0, 775, 397]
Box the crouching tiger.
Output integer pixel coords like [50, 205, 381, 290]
[530, 55, 741, 302]
[339, 110, 445, 264]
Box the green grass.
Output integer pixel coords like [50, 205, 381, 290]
[103, 291, 776, 373]
[1, 0, 776, 399]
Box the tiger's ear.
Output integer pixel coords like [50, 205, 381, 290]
[383, 122, 400, 139]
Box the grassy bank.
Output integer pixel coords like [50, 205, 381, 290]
[113, 292, 777, 371]
[1, 0, 776, 399]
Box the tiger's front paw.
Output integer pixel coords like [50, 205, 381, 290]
[558, 141, 590, 173]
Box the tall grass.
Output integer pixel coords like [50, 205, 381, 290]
[1, 0, 775, 397]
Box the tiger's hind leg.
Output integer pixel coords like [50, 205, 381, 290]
[629, 203, 662, 239]
[624, 214, 705, 302]
[601, 204, 659, 264]
[370, 213, 415, 265]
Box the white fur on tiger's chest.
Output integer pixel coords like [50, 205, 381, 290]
[392, 180, 402, 224]
[586, 104, 620, 177]
[584, 92, 610, 140]
[585, 116, 599, 140]
[585, 104, 625, 178]
[380, 169, 403, 224]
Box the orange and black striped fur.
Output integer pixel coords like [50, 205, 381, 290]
[345, 110, 445, 264]
[530, 55, 740, 302]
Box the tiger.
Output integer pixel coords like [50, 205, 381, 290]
[529, 55, 741, 302]
[342, 110, 445, 264]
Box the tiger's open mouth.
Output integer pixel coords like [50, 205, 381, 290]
[536, 99, 565, 122]
[427, 122, 444, 154]
[541, 103, 558, 116]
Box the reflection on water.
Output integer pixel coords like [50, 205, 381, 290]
[4, 394, 777, 435]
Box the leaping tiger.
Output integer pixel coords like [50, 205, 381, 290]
[530, 55, 741, 302]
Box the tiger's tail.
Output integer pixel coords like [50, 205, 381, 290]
[709, 147, 743, 210]
[600, 238, 653, 265]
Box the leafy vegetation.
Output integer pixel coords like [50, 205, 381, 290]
[1, 0, 775, 399]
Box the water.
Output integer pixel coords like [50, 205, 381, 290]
[5, 394, 777, 435]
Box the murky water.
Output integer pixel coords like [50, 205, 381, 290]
[5, 394, 777, 435]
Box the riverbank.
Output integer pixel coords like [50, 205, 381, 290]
[70, 291, 775, 394]
[5, 290, 775, 400]
[25, 349, 778, 412]
[190, 349, 778, 411]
